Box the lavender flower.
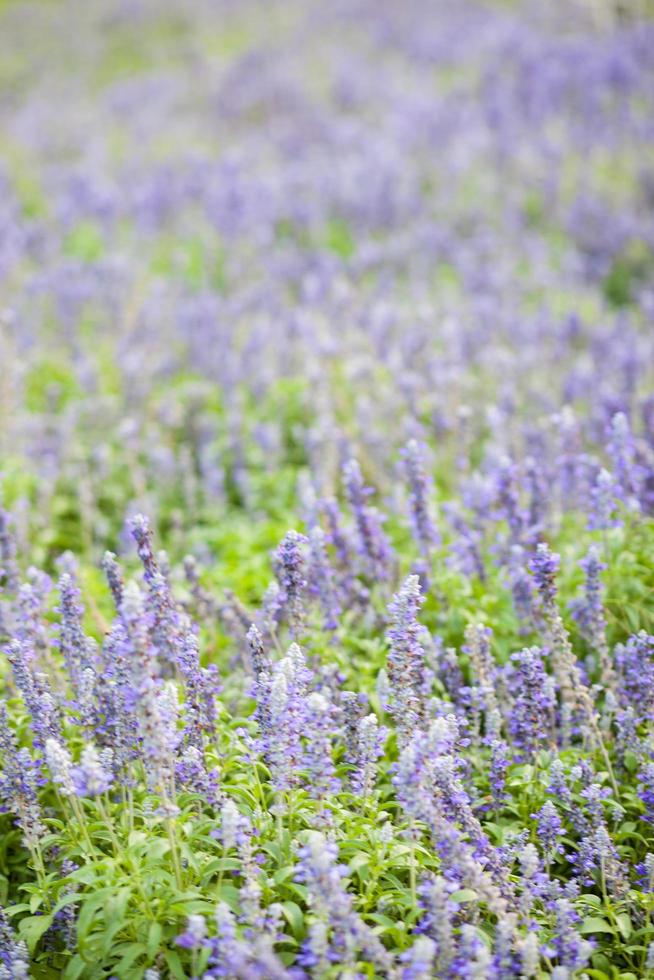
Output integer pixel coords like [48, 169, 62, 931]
[0, 511, 19, 595]
[529, 543, 560, 614]
[638, 763, 654, 825]
[402, 438, 439, 560]
[400, 935, 436, 979]
[0, 906, 30, 979]
[265, 645, 310, 795]
[71, 745, 113, 797]
[295, 832, 392, 974]
[350, 713, 386, 799]
[0, 707, 44, 852]
[101, 551, 124, 610]
[175, 914, 206, 949]
[303, 692, 340, 808]
[343, 458, 394, 581]
[56, 572, 89, 681]
[607, 412, 639, 509]
[273, 530, 307, 638]
[616, 632, 654, 724]
[306, 526, 341, 631]
[507, 647, 555, 759]
[569, 545, 613, 684]
[588, 468, 620, 530]
[548, 899, 592, 971]
[45, 738, 75, 797]
[488, 738, 510, 810]
[532, 801, 564, 863]
[386, 575, 429, 743]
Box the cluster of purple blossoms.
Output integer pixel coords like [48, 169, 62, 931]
[401, 439, 439, 578]
[0, 906, 30, 980]
[615, 631, 654, 724]
[507, 647, 555, 759]
[295, 833, 393, 975]
[273, 530, 308, 638]
[385, 575, 429, 743]
[343, 459, 394, 582]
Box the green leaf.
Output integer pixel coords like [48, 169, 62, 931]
[18, 913, 54, 953]
[580, 916, 616, 935]
[164, 950, 187, 980]
[616, 913, 632, 940]
[63, 954, 88, 980]
[281, 901, 304, 939]
[147, 920, 163, 959]
[449, 889, 478, 903]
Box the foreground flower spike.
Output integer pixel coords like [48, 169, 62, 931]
[0, 905, 30, 979]
[386, 575, 429, 743]
[45, 738, 75, 797]
[529, 542, 603, 752]
[507, 647, 555, 759]
[399, 935, 436, 979]
[5, 639, 61, 751]
[119, 582, 179, 811]
[205, 903, 290, 978]
[0, 705, 45, 856]
[295, 832, 393, 974]
[57, 572, 93, 691]
[463, 622, 498, 732]
[615, 631, 654, 724]
[264, 644, 311, 796]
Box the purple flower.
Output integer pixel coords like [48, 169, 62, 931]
[71, 745, 113, 797]
[588, 468, 620, 531]
[488, 738, 510, 810]
[350, 713, 386, 799]
[549, 899, 592, 971]
[638, 762, 654, 825]
[306, 526, 341, 631]
[386, 575, 429, 743]
[532, 802, 564, 862]
[401, 438, 439, 560]
[273, 530, 308, 638]
[0, 510, 19, 595]
[303, 692, 340, 808]
[607, 412, 639, 509]
[529, 543, 560, 613]
[400, 935, 436, 979]
[343, 458, 394, 581]
[0, 706, 44, 851]
[175, 913, 206, 949]
[101, 551, 124, 610]
[507, 647, 555, 759]
[616, 631, 654, 724]
[0, 905, 30, 979]
[264, 644, 310, 795]
[569, 546, 607, 647]
[295, 832, 392, 974]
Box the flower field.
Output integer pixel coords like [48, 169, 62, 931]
[0, 0, 654, 977]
